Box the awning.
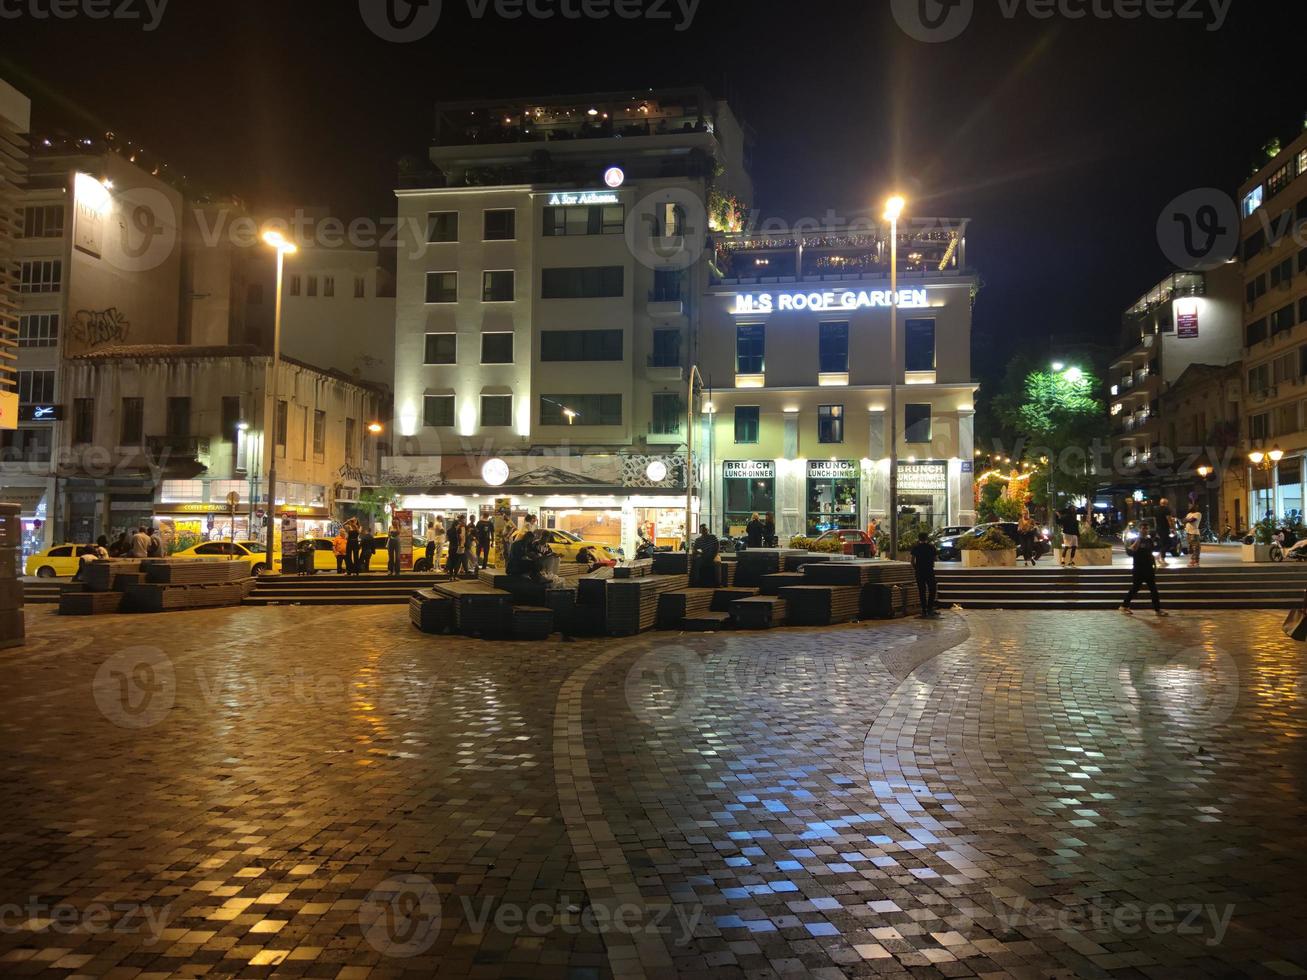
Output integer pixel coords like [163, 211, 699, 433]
[0, 487, 47, 515]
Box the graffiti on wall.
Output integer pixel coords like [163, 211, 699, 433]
[71, 308, 131, 349]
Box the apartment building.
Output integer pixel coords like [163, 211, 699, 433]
[0, 80, 25, 413]
[700, 221, 978, 541]
[1238, 130, 1307, 523]
[389, 88, 753, 553]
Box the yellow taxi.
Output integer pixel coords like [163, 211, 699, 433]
[172, 540, 273, 576]
[538, 529, 622, 563]
[298, 535, 391, 573]
[25, 545, 100, 578]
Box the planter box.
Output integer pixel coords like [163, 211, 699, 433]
[961, 548, 1017, 568]
[1242, 543, 1277, 563]
[1072, 546, 1113, 567]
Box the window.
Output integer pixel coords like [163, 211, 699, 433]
[121, 398, 144, 446]
[1272, 257, 1294, 289]
[541, 266, 623, 299]
[424, 333, 457, 365]
[166, 397, 191, 438]
[17, 313, 58, 347]
[484, 209, 516, 240]
[1243, 185, 1264, 217]
[423, 395, 455, 428]
[17, 370, 54, 404]
[481, 333, 514, 364]
[306, 276, 318, 298]
[288, 275, 301, 297]
[481, 395, 513, 427]
[1274, 351, 1299, 384]
[427, 211, 458, 243]
[298, 405, 308, 460]
[906, 318, 936, 372]
[221, 395, 242, 441]
[1247, 318, 1268, 346]
[539, 329, 623, 361]
[1244, 230, 1267, 262]
[1247, 274, 1267, 305]
[1276, 402, 1299, 436]
[818, 322, 849, 374]
[817, 405, 844, 444]
[482, 270, 515, 302]
[345, 418, 357, 463]
[160, 480, 203, 503]
[354, 275, 366, 298]
[736, 324, 765, 374]
[72, 398, 94, 444]
[1272, 304, 1296, 336]
[18, 259, 61, 293]
[1, 429, 52, 463]
[905, 404, 933, 443]
[1268, 163, 1294, 198]
[734, 406, 760, 444]
[539, 394, 622, 427]
[651, 392, 681, 435]
[542, 204, 625, 236]
[425, 271, 458, 303]
[1248, 364, 1270, 395]
[1250, 412, 1270, 441]
[313, 410, 326, 456]
[651, 329, 680, 367]
[323, 276, 335, 298]
[274, 401, 288, 455]
[22, 204, 63, 238]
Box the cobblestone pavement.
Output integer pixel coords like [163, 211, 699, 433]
[1, 606, 1305, 979]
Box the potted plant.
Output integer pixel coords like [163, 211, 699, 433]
[1070, 523, 1113, 566]
[1242, 517, 1279, 562]
[959, 526, 1018, 567]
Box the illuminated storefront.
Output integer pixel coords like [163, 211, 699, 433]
[806, 459, 860, 534]
[896, 461, 949, 527]
[722, 460, 776, 536]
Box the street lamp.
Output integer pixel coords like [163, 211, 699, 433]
[883, 193, 906, 553]
[261, 229, 297, 575]
[686, 365, 706, 550]
[1248, 445, 1284, 521]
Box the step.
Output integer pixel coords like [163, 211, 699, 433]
[680, 611, 734, 631]
[948, 598, 1301, 610]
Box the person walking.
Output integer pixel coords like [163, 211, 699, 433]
[387, 519, 402, 575]
[1155, 497, 1175, 568]
[446, 516, 464, 579]
[345, 519, 362, 576]
[1121, 520, 1168, 617]
[1057, 508, 1079, 567]
[1184, 504, 1203, 567]
[130, 526, 151, 559]
[475, 514, 493, 568]
[1017, 514, 1038, 566]
[745, 512, 764, 549]
[910, 531, 939, 618]
[333, 529, 348, 574]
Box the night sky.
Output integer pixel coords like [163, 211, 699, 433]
[5, 0, 1307, 387]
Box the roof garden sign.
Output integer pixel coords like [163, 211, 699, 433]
[730, 288, 929, 315]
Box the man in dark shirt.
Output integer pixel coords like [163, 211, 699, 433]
[692, 525, 720, 587]
[1057, 508, 1080, 567]
[910, 532, 939, 618]
[745, 513, 764, 549]
[1122, 521, 1168, 616]
[1154, 498, 1175, 568]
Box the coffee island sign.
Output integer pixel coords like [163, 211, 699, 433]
[731, 288, 929, 315]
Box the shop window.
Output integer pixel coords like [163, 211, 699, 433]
[905, 318, 936, 372]
[427, 211, 458, 243]
[806, 460, 859, 534]
[817, 405, 844, 444]
[483, 209, 516, 240]
[818, 322, 849, 374]
[905, 404, 932, 443]
[481, 333, 514, 364]
[734, 406, 760, 444]
[425, 272, 458, 303]
[736, 324, 765, 375]
[424, 395, 454, 428]
[540, 394, 622, 427]
[540, 329, 623, 361]
[724, 462, 776, 536]
[481, 395, 513, 427]
[541, 266, 623, 299]
[651, 393, 681, 435]
[482, 270, 515, 302]
[424, 333, 457, 365]
[121, 398, 144, 446]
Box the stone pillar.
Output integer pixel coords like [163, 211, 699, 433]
[957, 408, 977, 525]
[867, 410, 887, 519]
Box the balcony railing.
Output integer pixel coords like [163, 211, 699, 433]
[146, 436, 210, 458]
[648, 420, 682, 436]
[649, 285, 683, 303]
[647, 353, 682, 368]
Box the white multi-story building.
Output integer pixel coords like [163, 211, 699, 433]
[389, 89, 752, 552]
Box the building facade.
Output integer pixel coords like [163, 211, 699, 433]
[0, 80, 26, 411]
[699, 222, 978, 542]
[388, 89, 753, 554]
[59, 346, 384, 545]
[1238, 132, 1307, 525]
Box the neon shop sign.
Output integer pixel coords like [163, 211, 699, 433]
[731, 288, 929, 315]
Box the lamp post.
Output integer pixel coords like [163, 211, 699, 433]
[883, 194, 905, 554]
[1046, 363, 1082, 520]
[1248, 445, 1284, 523]
[261, 229, 297, 575]
[686, 365, 706, 549]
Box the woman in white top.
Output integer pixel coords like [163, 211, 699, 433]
[1184, 507, 1204, 566]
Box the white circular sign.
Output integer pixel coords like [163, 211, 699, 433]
[603, 166, 625, 189]
[646, 460, 668, 483]
[482, 458, 510, 487]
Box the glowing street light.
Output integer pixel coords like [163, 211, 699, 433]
[883, 192, 907, 551]
[258, 228, 298, 576]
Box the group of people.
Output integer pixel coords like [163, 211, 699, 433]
[331, 518, 376, 576]
[105, 526, 163, 559]
[743, 513, 778, 549]
[440, 513, 497, 578]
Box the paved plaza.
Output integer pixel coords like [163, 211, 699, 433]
[1, 605, 1305, 979]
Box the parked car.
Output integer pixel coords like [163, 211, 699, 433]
[540, 528, 622, 563]
[813, 529, 875, 556]
[936, 522, 1049, 562]
[24, 545, 99, 578]
[172, 540, 271, 575]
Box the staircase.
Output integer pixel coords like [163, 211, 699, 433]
[937, 565, 1307, 610]
[244, 573, 446, 606]
[22, 580, 63, 605]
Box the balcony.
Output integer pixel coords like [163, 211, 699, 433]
[647, 285, 685, 318]
[146, 436, 211, 460]
[646, 353, 683, 383]
[710, 224, 967, 285]
[647, 420, 683, 445]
